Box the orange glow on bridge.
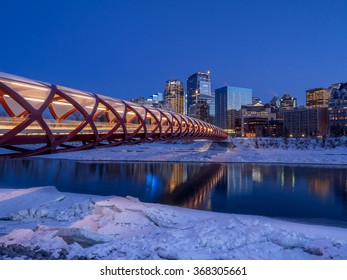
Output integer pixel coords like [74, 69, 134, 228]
[0, 72, 227, 158]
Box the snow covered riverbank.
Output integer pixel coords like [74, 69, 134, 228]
[0, 186, 347, 260]
[39, 137, 347, 165]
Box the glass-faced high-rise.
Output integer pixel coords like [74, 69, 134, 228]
[186, 72, 212, 122]
[215, 86, 252, 129]
[164, 80, 184, 114]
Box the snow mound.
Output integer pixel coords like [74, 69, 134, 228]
[1, 187, 347, 260]
[143, 207, 194, 229]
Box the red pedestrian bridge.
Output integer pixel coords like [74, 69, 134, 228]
[0, 72, 227, 158]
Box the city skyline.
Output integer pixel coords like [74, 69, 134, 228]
[1, 0, 346, 106]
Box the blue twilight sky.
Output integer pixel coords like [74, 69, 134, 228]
[0, 0, 346, 105]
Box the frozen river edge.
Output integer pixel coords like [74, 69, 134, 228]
[1, 138, 347, 259]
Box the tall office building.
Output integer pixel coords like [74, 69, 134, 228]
[215, 85, 252, 131]
[209, 92, 216, 124]
[306, 88, 331, 108]
[186, 71, 212, 122]
[328, 82, 347, 136]
[148, 92, 163, 103]
[164, 80, 184, 114]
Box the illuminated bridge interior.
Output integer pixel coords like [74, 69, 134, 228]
[0, 72, 227, 158]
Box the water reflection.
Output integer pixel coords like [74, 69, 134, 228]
[306, 168, 347, 205]
[0, 159, 223, 209]
[280, 166, 296, 189]
[211, 164, 347, 222]
[160, 164, 224, 209]
[225, 165, 253, 196]
[307, 175, 332, 200]
[166, 164, 187, 194]
[0, 159, 347, 222]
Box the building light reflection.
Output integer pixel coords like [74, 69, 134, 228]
[252, 166, 263, 183]
[280, 168, 296, 190]
[161, 164, 224, 210]
[227, 165, 253, 196]
[146, 173, 161, 197]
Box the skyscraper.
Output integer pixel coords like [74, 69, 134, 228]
[306, 88, 331, 108]
[186, 71, 212, 122]
[164, 80, 184, 114]
[328, 82, 347, 136]
[148, 92, 163, 103]
[215, 85, 252, 130]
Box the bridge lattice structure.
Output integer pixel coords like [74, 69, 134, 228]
[0, 72, 227, 158]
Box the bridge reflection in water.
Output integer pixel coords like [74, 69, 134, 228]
[0, 159, 224, 210]
[0, 72, 227, 158]
[161, 164, 224, 209]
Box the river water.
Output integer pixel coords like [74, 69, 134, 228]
[0, 159, 346, 225]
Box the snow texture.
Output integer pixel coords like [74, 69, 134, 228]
[0, 187, 346, 260]
[38, 137, 347, 165]
[1, 138, 347, 259]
